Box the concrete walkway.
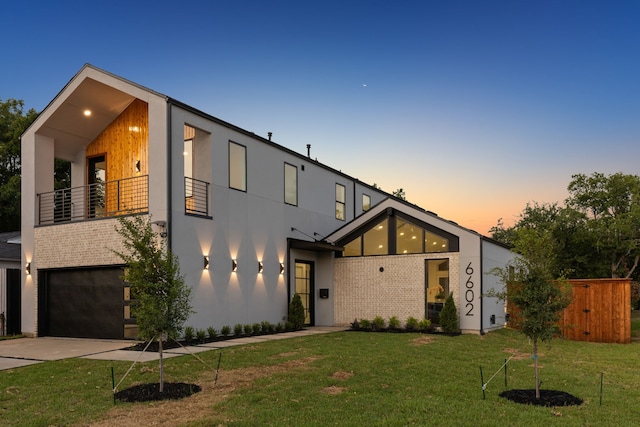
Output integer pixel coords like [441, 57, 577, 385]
[0, 327, 345, 370]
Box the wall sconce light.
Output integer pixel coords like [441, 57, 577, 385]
[204, 256, 209, 270]
[280, 262, 285, 274]
[232, 259, 238, 272]
[135, 160, 141, 173]
[25, 262, 31, 275]
[258, 261, 264, 274]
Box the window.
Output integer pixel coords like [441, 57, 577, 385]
[284, 163, 297, 205]
[363, 218, 388, 255]
[362, 194, 371, 212]
[339, 212, 457, 257]
[397, 218, 422, 254]
[344, 236, 362, 256]
[336, 183, 346, 220]
[229, 141, 246, 191]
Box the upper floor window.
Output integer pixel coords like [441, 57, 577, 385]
[336, 183, 346, 220]
[284, 163, 297, 206]
[229, 141, 246, 191]
[362, 194, 371, 212]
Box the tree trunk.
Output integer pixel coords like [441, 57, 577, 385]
[533, 339, 540, 399]
[159, 336, 164, 393]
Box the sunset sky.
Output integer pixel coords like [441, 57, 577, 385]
[3, 1, 638, 234]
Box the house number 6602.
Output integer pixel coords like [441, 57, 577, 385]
[465, 262, 474, 316]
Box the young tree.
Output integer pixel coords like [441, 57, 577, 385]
[114, 215, 193, 392]
[489, 228, 572, 399]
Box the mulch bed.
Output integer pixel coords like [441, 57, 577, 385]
[499, 389, 583, 406]
[115, 382, 202, 402]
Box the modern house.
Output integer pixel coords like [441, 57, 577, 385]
[20, 64, 513, 339]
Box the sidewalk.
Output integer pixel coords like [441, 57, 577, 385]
[0, 327, 346, 370]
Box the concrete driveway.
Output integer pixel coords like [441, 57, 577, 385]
[0, 337, 134, 370]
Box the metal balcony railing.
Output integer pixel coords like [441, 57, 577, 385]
[37, 175, 149, 225]
[185, 177, 209, 217]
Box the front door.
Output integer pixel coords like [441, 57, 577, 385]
[295, 261, 314, 326]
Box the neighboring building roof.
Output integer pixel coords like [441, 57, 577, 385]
[0, 231, 21, 262]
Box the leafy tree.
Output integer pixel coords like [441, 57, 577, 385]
[566, 172, 640, 279]
[489, 229, 572, 399]
[114, 215, 193, 392]
[392, 188, 406, 200]
[439, 293, 459, 333]
[0, 99, 38, 232]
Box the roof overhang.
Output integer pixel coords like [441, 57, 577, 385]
[288, 238, 344, 252]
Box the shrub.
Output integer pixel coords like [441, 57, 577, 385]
[405, 316, 419, 332]
[372, 316, 386, 331]
[196, 328, 206, 343]
[359, 319, 372, 331]
[244, 324, 253, 335]
[183, 326, 195, 343]
[350, 319, 360, 330]
[221, 325, 231, 337]
[285, 320, 295, 331]
[418, 318, 432, 333]
[288, 293, 305, 330]
[253, 323, 262, 334]
[440, 293, 459, 334]
[234, 324, 244, 336]
[275, 322, 285, 332]
[388, 316, 401, 330]
[207, 327, 218, 340]
[261, 321, 274, 333]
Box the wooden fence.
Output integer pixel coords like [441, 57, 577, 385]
[507, 278, 631, 344]
[559, 279, 630, 344]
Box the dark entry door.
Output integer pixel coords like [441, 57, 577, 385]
[39, 267, 125, 339]
[294, 261, 314, 326]
[5, 269, 21, 335]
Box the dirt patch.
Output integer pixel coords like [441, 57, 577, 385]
[500, 389, 583, 407]
[271, 351, 298, 358]
[410, 336, 434, 346]
[321, 385, 347, 395]
[91, 356, 321, 426]
[330, 371, 353, 380]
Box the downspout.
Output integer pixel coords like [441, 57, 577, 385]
[479, 238, 484, 335]
[166, 100, 173, 250]
[353, 180, 356, 218]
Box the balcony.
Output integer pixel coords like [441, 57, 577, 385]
[37, 175, 149, 225]
[185, 177, 210, 217]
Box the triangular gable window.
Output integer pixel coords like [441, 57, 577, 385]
[337, 209, 458, 257]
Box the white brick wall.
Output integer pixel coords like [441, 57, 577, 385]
[334, 253, 459, 325]
[34, 218, 127, 269]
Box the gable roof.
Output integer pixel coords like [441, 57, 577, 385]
[0, 231, 21, 262]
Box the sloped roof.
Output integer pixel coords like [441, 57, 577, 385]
[0, 231, 21, 262]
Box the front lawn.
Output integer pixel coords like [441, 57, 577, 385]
[1, 329, 639, 426]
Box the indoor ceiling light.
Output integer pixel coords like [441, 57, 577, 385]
[83, 109, 92, 117]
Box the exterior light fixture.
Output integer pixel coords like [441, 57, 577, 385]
[280, 263, 285, 274]
[204, 256, 209, 270]
[232, 259, 238, 272]
[258, 261, 264, 274]
[135, 160, 141, 173]
[26, 262, 31, 275]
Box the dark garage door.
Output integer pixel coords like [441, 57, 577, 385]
[39, 267, 126, 339]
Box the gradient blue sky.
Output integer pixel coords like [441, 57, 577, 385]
[3, 1, 639, 234]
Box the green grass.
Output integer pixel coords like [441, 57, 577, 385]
[2, 329, 640, 426]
